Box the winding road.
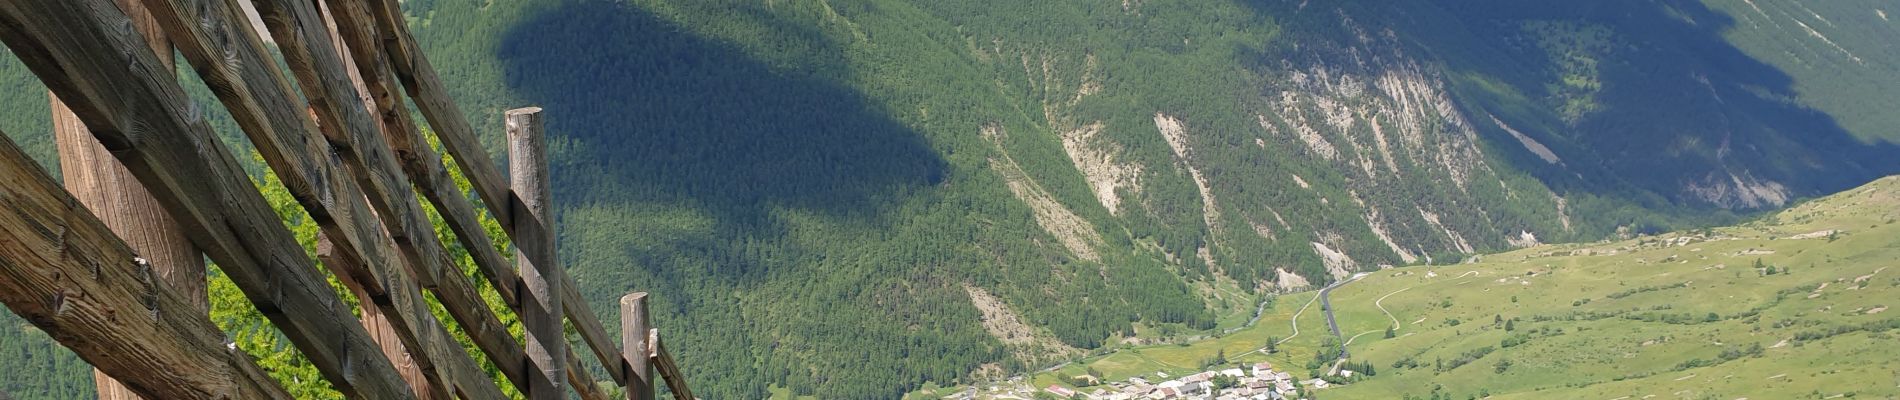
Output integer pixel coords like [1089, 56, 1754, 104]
[1317, 273, 1368, 358]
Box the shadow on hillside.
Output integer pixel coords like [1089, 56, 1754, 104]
[1250, 0, 1900, 206]
[497, 0, 944, 282]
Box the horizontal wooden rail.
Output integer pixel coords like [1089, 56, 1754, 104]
[0, 0, 415, 397]
[0, 133, 291, 400]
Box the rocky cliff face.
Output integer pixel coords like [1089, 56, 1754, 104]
[969, 0, 1900, 295]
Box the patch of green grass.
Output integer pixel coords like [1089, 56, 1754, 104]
[1023, 176, 1900, 398]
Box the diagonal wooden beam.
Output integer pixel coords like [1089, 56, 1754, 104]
[0, 131, 291, 400]
[362, 1, 632, 384]
[652, 333, 696, 400]
[364, 0, 512, 232]
[50, 1, 205, 399]
[248, 0, 451, 289]
[320, 0, 523, 307]
[0, 1, 413, 397]
[332, 1, 621, 394]
[247, 0, 564, 396]
[126, 0, 505, 397]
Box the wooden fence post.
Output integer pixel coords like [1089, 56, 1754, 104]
[509, 107, 565, 399]
[621, 293, 654, 400]
[48, 0, 202, 398]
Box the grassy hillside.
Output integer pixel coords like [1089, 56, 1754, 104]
[1016, 175, 1900, 399]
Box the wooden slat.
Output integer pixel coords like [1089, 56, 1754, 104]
[319, 234, 444, 400]
[652, 333, 696, 400]
[321, 1, 618, 395]
[52, 1, 203, 399]
[248, 0, 451, 288]
[563, 274, 627, 383]
[365, 0, 512, 232]
[0, 1, 414, 397]
[364, 2, 632, 382]
[0, 132, 290, 400]
[131, 0, 505, 397]
[251, 0, 558, 396]
[566, 357, 612, 400]
[321, 0, 520, 307]
[320, 0, 544, 392]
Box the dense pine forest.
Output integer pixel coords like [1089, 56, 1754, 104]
[3, 0, 1898, 398]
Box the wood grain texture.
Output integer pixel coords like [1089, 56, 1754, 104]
[320, 233, 444, 400]
[306, 8, 442, 399]
[621, 293, 655, 400]
[47, 1, 202, 399]
[257, 0, 559, 395]
[509, 107, 567, 400]
[365, 0, 512, 232]
[0, 130, 289, 400]
[360, 0, 632, 385]
[0, 1, 415, 397]
[321, 2, 612, 396]
[311, 0, 558, 394]
[249, 0, 450, 289]
[131, 0, 509, 397]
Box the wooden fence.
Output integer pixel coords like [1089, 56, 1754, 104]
[0, 0, 690, 398]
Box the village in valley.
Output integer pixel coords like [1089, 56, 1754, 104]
[1040, 361, 1320, 400]
[950, 357, 1367, 400]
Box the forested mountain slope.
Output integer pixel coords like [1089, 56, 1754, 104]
[2, 0, 1897, 398]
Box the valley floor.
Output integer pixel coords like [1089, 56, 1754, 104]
[919, 176, 1900, 400]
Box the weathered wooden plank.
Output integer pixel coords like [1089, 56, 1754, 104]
[510, 107, 568, 400]
[361, 0, 635, 384]
[622, 293, 655, 400]
[314, 0, 566, 395]
[49, 1, 202, 399]
[252, 0, 567, 396]
[563, 273, 628, 383]
[566, 357, 613, 400]
[130, 0, 515, 397]
[364, 0, 512, 232]
[653, 333, 696, 400]
[0, 132, 291, 400]
[319, 233, 445, 400]
[249, 0, 451, 288]
[321, 0, 521, 307]
[0, 1, 415, 397]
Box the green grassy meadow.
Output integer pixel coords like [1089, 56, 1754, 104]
[1014, 176, 1900, 399]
